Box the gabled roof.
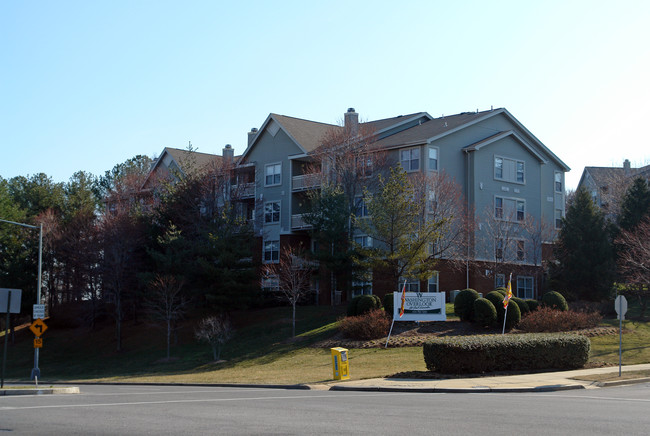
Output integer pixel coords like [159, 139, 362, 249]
[578, 164, 650, 190]
[364, 112, 431, 134]
[141, 147, 232, 189]
[463, 130, 547, 163]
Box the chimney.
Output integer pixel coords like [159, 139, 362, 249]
[623, 159, 631, 176]
[248, 128, 258, 146]
[344, 107, 359, 136]
[223, 144, 234, 163]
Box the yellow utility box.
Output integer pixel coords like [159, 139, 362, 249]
[331, 347, 350, 380]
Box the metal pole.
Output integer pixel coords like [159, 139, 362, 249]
[1, 292, 11, 388]
[619, 297, 623, 377]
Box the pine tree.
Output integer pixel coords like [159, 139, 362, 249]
[618, 177, 650, 231]
[553, 187, 615, 301]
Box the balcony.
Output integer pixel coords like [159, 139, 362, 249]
[233, 182, 255, 199]
[291, 214, 313, 230]
[292, 173, 321, 192]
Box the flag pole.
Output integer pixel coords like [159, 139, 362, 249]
[502, 306, 508, 335]
[385, 280, 407, 348]
[501, 273, 512, 335]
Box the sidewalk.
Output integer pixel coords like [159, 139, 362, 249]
[324, 364, 650, 393]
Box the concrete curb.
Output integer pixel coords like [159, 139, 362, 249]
[328, 384, 586, 393]
[594, 377, 650, 388]
[30, 380, 312, 390]
[0, 387, 80, 396]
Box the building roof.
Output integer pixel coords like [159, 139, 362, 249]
[270, 114, 340, 153]
[579, 163, 650, 189]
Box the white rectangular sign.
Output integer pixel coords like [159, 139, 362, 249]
[33, 304, 46, 319]
[0, 288, 22, 314]
[393, 292, 446, 321]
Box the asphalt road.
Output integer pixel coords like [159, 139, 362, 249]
[1, 383, 650, 435]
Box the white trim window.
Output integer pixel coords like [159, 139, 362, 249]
[516, 239, 525, 261]
[428, 272, 439, 292]
[517, 276, 534, 299]
[264, 201, 280, 224]
[351, 276, 372, 297]
[354, 234, 372, 248]
[262, 274, 280, 292]
[265, 163, 282, 186]
[554, 171, 563, 193]
[495, 238, 505, 260]
[263, 240, 280, 263]
[428, 147, 438, 171]
[356, 156, 373, 178]
[354, 196, 369, 217]
[495, 273, 506, 289]
[555, 209, 564, 229]
[400, 277, 420, 292]
[495, 196, 525, 222]
[400, 147, 420, 172]
[494, 156, 525, 184]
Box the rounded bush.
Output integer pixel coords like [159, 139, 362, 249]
[473, 298, 497, 327]
[383, 293, 394, 317]
[356, 295, 381, 316]
[511, 297, 529, 314]
[453, 289, 479, 322]
[526, 299, 539, 311]
[346, 295, 363, 317]
[485, 291, 505, 309]
[339, 309, 390, 340]
[542, 291, 569, 312]
[371, 294, 382, 309]
[502, 300, 521, 330]
[494, 287, 508, 297]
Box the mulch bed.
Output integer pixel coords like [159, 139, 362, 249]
[313, 321, 618, 349]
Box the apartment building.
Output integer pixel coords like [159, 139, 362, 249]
[236, 108, 570, 304]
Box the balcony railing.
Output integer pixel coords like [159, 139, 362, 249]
[292, 173, 321, 191]
[233, 182, 255, 199]
[291, 214, 313, 230]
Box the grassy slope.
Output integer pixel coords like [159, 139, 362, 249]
[3, 302, 649, 384]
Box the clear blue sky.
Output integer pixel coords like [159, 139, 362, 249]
[2, 0, 649, 190]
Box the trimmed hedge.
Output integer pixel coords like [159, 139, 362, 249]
[511, 297, 529, 314]
[526, 299, 539, 312]
[542, 291, 569, 312]
[346, 296, 362, 317]
[485, 291, 504, 309]
[494, 287, 508, 297]
[356, 295, 382, 316]
[473, 298, 497, 327]
[423, 333, 590, 373]
[454, 289, 480, 321]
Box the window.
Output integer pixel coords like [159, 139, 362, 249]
[354, 196, 368, 217]
[356, 156, 373, 178]
[517, 276, 534, 299]
[427, 190, 437, 213]
[555, 209, 563, 229]
[400, 147, 420, 172]
[494, 156, 525, 184]
[399, 277, 420, 292]
[263, 240, 280, 263]
[495, 196, 525, 222]
[555, 172, 563, 193]
[354, 234, 372, 248]
[428, 273, 439, 292]
[495, 274, 506, 289]
[495, 238, 504, 260]
[351, 277, 372, 297]
[264, 201, 280, 224]
[265, 163, 281, 186]
[428, 147, 438, 171]
[516, 240, 525, 261]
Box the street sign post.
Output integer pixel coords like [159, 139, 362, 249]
[1, 288, 22, 388]
[30, 319, 48, 337]
[615, 295, 628, 376]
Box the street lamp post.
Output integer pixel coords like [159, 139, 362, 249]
[0, 218, 43, 383]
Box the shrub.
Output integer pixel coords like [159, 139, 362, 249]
[502, 300, 521, 330]
[356, 295, 382, 316]
[423, 333, 590, 373]
[511, 297, 529, 314]
[346, 296, 362, 317]
[494, 287, 507, 297]
[473, 298, 497, 327]
[454, 289, 479, 321]
[542, 291, 569, 311]
[518, 307, 603, 333]
[526, 299, 539, 312]
[485, 291, 504, 309]
[383, 293, 394, 318]
[338, 309, 390, 340]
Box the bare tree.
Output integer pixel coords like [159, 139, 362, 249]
[145, 274, 189, 359]
[479, 204, 524, 285]
[195, 314, 234, 361]
[262, 246, 315, 337]
[616, 219, 650, 318]
[521, 215, 556, 295]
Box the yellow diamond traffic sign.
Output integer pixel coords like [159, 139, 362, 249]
[29, 318, 48, 337]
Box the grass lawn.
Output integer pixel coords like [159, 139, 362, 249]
[3, 301, 648, 385]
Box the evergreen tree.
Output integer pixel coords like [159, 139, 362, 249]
[553, 187, 615, 301]
[618, 177, 650, 231]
